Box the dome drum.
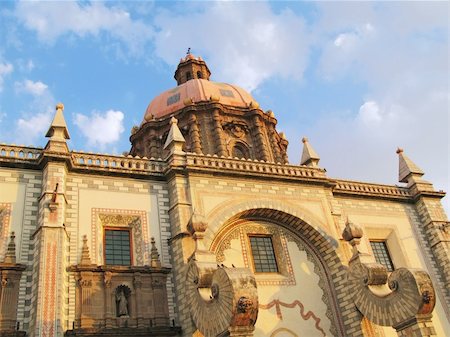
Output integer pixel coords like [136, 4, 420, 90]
[130, 104, 288, 163]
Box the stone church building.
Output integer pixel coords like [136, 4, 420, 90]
[0, 54, 449, 337]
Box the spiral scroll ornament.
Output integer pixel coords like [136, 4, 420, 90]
[186, 254, 258, 337]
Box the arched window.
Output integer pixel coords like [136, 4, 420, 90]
[232, 143, 249, 159]
[186, 71, 192, 81]
[197, 71, 203, 79]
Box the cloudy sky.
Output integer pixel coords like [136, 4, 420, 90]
[0, 1, 448, 213]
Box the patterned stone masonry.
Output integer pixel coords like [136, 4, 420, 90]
[413, 197, 450, 312]
[0, 168, 42, 331]
[63, 174, 175, 327]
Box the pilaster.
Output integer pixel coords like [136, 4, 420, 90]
[30, 103, 70, 337]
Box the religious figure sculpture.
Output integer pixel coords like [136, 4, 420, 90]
[116, 289, 128, 317]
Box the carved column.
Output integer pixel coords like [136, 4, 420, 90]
[133, 274, 144, 327]
[152, 274, 169, 326]
[268, 125, 282, 163]
[103, 272, 114, 328]
[212, 109, 227, 156]
[77, 273, 94, 329]
[148, 129, 160, 159]
[252, 115, 269, 161]
[189, 113, 202, 154]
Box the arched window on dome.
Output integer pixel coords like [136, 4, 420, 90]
[197, 71, 203, 79]
[232, 143, 249, 159]
[186, 71, 192, 81]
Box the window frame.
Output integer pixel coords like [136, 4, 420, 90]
[369, 240, 395, 272]
[248, 234, 280, 274]
[103, 227, 133, 266]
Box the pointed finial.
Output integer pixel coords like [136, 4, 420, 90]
[45, 101, 70, 141]
[80, 235, 92, 265]
[187, 47, 191, 55]
[150, 237, 161, 268]
[300, 136, 320, 167]
[56, 102, 64, 111]
[164, 116, 186, 151]
[397, 148, 424, 183]
[4, 232, 17, 263]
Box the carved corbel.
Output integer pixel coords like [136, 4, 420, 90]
[343, 221, 437, 336]
[185, 215, 258, 337]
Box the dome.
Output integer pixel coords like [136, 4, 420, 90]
[143, 79, 256, 122]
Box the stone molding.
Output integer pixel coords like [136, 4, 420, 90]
[2, 143, 445, 204]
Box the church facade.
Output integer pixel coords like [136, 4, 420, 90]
[0, 55, 449, 337]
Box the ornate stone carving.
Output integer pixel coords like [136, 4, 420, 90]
[223, 121, 249, 139]
[186, 225, 258, 337]
[343, 221, 437, 334]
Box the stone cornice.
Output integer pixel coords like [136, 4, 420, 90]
[332, 179, 412, 201]
[1, 143, 445, 203]
[67, 264, 171, 274]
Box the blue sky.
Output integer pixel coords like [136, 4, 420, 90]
[0, 1, 448, 213]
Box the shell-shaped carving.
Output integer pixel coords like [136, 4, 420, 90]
[348, 261, 436, 327]
[186, 258, 258, 337]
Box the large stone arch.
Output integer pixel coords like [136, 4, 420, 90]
[207, 206, 363, 337]
[204, 199, 337, 249]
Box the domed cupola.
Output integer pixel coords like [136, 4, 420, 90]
[174, 50, 211, 85]
[130, 54, 289, 164]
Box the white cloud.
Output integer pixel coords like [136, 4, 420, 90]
[302, 1, 449, 200]
[15, 79, 48, 96]
[74, 110, 124, 147]
[153, 2, 310, 91]
[16, 111, 53, 145]
[0, 62, 14, 92]
[15, 1, 153, 57]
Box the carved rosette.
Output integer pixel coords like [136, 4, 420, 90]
[186, 255, 258, 337]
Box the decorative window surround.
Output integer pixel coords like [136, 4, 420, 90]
[91, 208, 149, 266]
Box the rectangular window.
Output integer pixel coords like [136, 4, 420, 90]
[249, 236, 278, 273]
[167, 93, 181, 105]
[370, 240, 394, 272]
[104, 229, 131, 266]
[219, 89, 234, 98]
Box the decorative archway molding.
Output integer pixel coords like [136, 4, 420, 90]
[204, 199, 337, 249]
[207, 206, 362, 337]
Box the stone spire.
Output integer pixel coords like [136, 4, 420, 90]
[150, 237, 161, 268]
[80, 235, 92, 265]
[397, 148, 424, 183]
[300, 137, 320, 167]
[164, 117, 186, 155]
[46, 103, 70, 140]
[3, 232, 17, 264]
[45, 103, 70, 152]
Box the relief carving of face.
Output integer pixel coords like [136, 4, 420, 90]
[237, 296, 253, 313]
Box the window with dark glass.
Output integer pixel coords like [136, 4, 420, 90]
[186, 71, 192, 80]
[249, 236, 278, 273]
[197, 71, 203, 79]
[105, 229, 131, 266]
[167, 93, 180, 105]
[370, 240, 394, 272]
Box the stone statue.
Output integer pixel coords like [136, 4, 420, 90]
[116, 289, 128, 317]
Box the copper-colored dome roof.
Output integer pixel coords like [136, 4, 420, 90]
[143, 79, 256, 122]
